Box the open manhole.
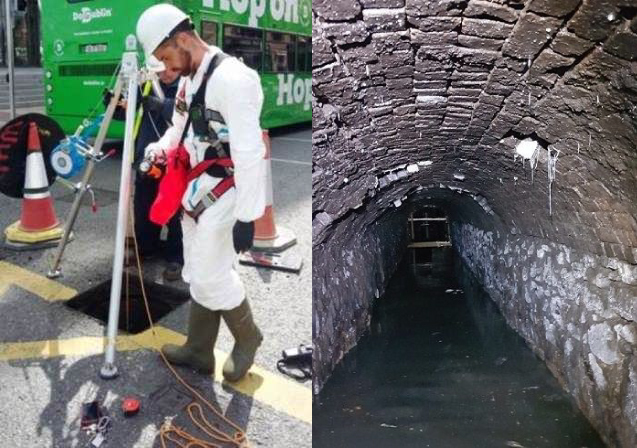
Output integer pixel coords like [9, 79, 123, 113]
[66, 275, 189, 334]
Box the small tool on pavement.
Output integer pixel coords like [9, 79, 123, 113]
[80, 401, 103, 429]
[122, 397, 141, 417]
[90, 415, 111, 447]
[277, 344, 312, 381]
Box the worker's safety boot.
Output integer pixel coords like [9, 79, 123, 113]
[221, 299, 263, 382]
[161, 300, 220, 374]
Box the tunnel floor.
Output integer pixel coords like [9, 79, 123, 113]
[313, 248, 605, 448]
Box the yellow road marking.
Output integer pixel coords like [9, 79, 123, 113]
[0, 260, 311, 423]
[0, 326, 312, 424]
[153, 326, 312, 425]
[0, 261, 77, 301]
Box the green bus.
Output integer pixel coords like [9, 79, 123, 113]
[40, 0, 311, 137]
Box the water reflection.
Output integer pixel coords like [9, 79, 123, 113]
[313, 249, 605, 448]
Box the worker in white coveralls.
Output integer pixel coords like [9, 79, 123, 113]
[136, 4, 265, 381]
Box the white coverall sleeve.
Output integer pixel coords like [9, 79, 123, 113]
[212, 64, 266, 222]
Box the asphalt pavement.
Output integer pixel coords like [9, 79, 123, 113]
[0, 121, 311, 447]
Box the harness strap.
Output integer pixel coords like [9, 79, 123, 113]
[178, 51, 228, 145]
[203, 108, 225, 125]
[179, 51, 235, 215]
[184, 176, 235, 222]
[187, 157, 233, 183]
[212, 176, 235, 197]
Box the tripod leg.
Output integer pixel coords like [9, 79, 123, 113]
[47, 77, 124, 278]
[102, 51, 139, 379]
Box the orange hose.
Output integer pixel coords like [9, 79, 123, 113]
[128, 201, 250, 448]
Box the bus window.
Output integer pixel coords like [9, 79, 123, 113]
[264, 32, 295, 73]
[223, 25, 262, 71]
[201, 21, 218, 46]
[297, 36, 310, 72]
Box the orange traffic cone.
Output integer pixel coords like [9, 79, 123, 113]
[252, 130, 296, 252]
[4, 121, 64, 249]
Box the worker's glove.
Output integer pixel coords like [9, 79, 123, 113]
[144, 142, 167, 165]
[232, 220, 254, 253]
[102, 88, 126, 120]
[142, 95, 164, 113]
[102, 89, 114, 108]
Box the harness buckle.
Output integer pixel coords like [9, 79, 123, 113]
[201, 190, 218, 208]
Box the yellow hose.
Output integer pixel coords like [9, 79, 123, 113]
[133, 81, 153, 140]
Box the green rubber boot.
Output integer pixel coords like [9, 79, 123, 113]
[221, 299, 263, 382]
[161, 300, 220, 374]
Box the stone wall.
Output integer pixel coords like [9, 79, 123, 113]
[313, 209, 409, 393]
[452, 221, 637, 448]
[313, 1, 637, 445]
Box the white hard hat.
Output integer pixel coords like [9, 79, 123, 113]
[136, 4, 193, 59]
[146, 55, 166, 73]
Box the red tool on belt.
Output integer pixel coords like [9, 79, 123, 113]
[149, 145, 190, 226]
[149, 145, 235, 226]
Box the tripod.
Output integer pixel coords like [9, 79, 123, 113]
[47, 51, 141, 379]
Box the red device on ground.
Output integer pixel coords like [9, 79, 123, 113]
[122, 397, 141, 417]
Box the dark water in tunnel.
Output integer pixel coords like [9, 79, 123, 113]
[313, 249, 606, 448]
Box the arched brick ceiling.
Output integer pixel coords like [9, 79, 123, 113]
[312, 0, 637, 263]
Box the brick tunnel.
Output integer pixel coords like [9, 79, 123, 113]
[311, 1, 637, 446]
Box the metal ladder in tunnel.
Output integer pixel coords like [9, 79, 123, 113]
[408, 207, 451, 266]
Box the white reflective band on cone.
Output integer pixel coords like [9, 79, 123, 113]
[24, 152, 52, 199]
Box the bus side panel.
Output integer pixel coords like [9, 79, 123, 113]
[52, 114, 125, 141]
[46, 64, 122, 136]
[41, 0, 161, 137]
[41, 0, 311, 137]
[186, 0, 311, 34]
[260, 73, 311, 129]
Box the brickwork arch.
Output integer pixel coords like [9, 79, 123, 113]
[312, 2, 637, 446]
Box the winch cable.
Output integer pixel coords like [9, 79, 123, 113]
[126, 201, 250, 448]
[84, 63, 122, 127]
[125, 234, 131, 333]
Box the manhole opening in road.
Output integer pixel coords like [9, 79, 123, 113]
[65, 275, 189, 334]
[55, 187, 119, 208]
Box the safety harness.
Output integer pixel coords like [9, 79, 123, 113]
[149, 52, 238, 226]
[182, 51, 234, 222]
